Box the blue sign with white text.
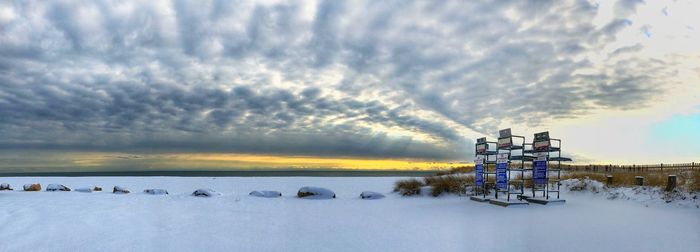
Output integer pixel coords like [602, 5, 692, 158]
[533, 160, 547, 184]
[496, 162, 507, 189]
[475, 164, 484, 186]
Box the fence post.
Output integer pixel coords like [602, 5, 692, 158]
[666, 175, 677, 191]
[661, 163, 663, 171]
[606, 175, 613, 187]
[635, 176, 644, 186]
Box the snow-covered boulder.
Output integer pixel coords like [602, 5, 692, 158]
[144, 189, 168, 195]
[249, 190, 282, 198]
[46, 184, 71, 192]
[297, 186, 335, 199]
[0, 183, 12, 190]
[192, 188, 220, 197]
[23, 183, 41, 191]
[113, 186, 130, 194]
[360, 191, 385, 199]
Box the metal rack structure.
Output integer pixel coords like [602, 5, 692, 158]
[495, 128, 529, 201]
[473, 137, 497, 200]
[526, 131, 572, 199]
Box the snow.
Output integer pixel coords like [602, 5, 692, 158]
[249, 190, 282, 198]
[0, 176, 698, 252]
[75, 186, 102, 193]
[74, 187, 94, 193]
[144, 189, 169, 195]
[560, 178, 700, 208]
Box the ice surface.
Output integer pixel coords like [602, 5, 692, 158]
[0, 176, 697, 252]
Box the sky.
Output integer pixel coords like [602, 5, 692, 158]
[0, 0, 698, 171]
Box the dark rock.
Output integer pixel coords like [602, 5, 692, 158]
[0, 183, 12, 190]
[113, 186, 130, 194]
[360, 191, 385, 199]
[23, 183, 41, 191]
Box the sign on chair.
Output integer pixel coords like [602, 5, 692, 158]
[496, 153, 508, 189]
[533, 152, 548, 184]
[475, 157, 484, 187]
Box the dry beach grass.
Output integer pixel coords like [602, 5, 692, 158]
[394, 166, 700, 196]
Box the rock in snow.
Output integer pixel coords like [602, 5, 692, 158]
[113, 186, 130, 194]
[144, 189, 169, 195]
[297, 186, 335, 199]
[0, 183, 12, 190]
[46, 184, 71, 192]
[23, 183, 41, 191]
[249, 190, 282, 198]
[192, 188, 220, 197]
[360, 191, 385, 199]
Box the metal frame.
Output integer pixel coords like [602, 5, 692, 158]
[496, 129, 529, 201]
[528, 132, 571, 199]
[474, 138, 498, 199]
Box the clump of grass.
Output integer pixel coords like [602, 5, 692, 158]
[424, 175, 473, 197]
[689, 171, 700, 192]
[448, 166, 473, 174]
[393, 178, 424, 196]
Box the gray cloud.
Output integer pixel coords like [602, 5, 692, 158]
[0, 0, 680, 160]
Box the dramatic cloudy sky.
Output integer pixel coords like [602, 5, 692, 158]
[0, 0, 698, 169]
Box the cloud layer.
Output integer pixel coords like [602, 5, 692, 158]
[0, 0, 692, 160]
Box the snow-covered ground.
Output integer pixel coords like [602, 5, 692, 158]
[1, 176, 698, 252]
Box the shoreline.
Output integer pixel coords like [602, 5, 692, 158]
[0, 170, 437, 177]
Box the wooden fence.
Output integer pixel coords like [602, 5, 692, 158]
[559, 162, 700, 172]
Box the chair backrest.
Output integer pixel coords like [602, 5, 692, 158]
[475, 137, 488, 154]
[498, 128, 512, 148]
[533, 131, 551, 152]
